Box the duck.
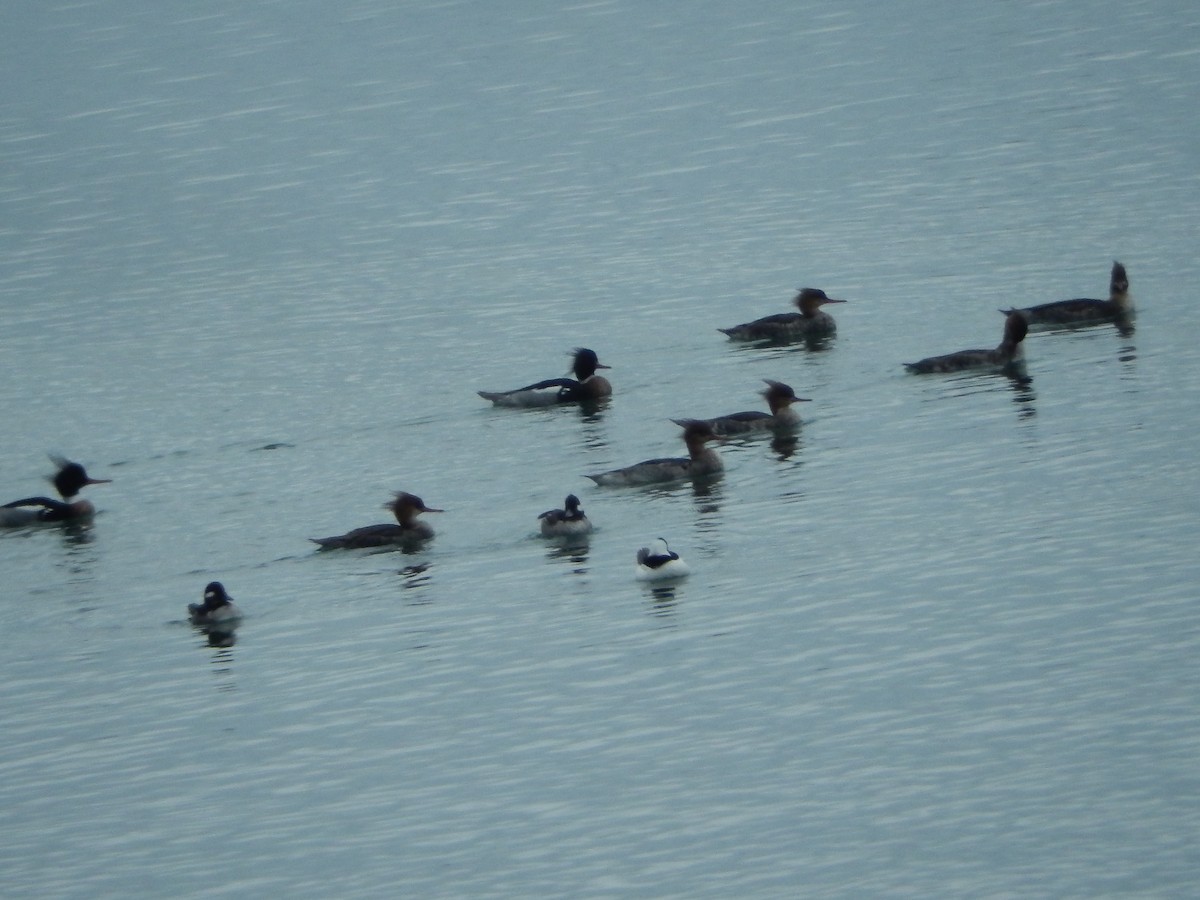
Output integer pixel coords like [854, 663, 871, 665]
[905, 311, 1029, 374]
[188, 581, 243, 627]
[0, 456, 111, 527]
[687, 379, 810, 435]
[478, 347, 612, 408]
[1001, 261, 1131, 330]
[538, 494, 592, 538]
[635, 538, 690, 581]
[311, 492, 442, 549]
[719, 287, 846, 342]
[587, 420, 724, 487]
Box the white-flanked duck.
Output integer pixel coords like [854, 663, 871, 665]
[720, 287, 846, 342]
[188, 581, 243, 627]
[688, 380, 811, 435]
[538, 493, 592, 538]
[905, 311, 1029, 374]
[587, 420, 725, 487]
[1001, 261, 1132, 330]
[478, 347, 612, 408]
[311, 492, 442, 549]
[1, 456, 111, 527]
[636, 538, 690, 581]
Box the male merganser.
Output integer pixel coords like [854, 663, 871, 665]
[905, 311, 1029, 374]
[1001, 261, 1131, 330]
[478, 347, 612, 407]
[188, 581, 243, 627]
[0, 456, 111, 527]
[311, 492, 443, 549]
[538, 493, 592, 538]
[687, 379, 811, 435]
[636, 538, 690, 581]
[719, 287, 846, 341]
[587, 420, 724, 487]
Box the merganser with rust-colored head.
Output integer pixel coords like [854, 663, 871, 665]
[587, 420, 724, 487]
[905, 311, 1029, 374]
[688, 379, 811, 435]
[0, 456, 111, 527]
[311, 491, 443, 549]
[538, 493, 592, 538]
[1001, 261, 1132, 330]
[719, 287, 846, 342]
[478, 347, 612, 408]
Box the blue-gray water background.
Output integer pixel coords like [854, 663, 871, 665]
[3, 2, 1200, 896]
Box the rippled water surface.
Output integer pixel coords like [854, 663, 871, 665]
[3, 1, 1200, 896]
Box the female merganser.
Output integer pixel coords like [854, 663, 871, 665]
[719, 288, 846, 341]
[188, 581, 243, 627]
[478, 347, 612, 407]
[636, 538, 690, 580]
[905, 311, 1029, 374]
[0, 456, 111, 527]
[1001, 261, 1131, 330]
[538, 493, 592, 538]
[587, 420, 724, 487]
[311, 492, 443, 549]
[688, 380, 811, 435]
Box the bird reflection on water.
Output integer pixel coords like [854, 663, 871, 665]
[643, 582, 681, 618]
[544, 539, 590, 575]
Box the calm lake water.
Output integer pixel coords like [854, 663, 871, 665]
[3, 1, 1200, 897]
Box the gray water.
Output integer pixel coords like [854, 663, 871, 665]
[3, 1, 1200, 897]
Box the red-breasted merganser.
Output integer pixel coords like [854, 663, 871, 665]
[905, 311, 1029, 374]
[1001, 261, 1132, 330]
[636, 538, 690, 580]
[687, 379, 811, 435]
[311, 492, 443, 549]
[587, 420, 724, 487]
[719, 288, 846, 341]
[188, 582, 243, 627]
[0, 456, 111, 527]
[478, 347, 612, 408]
[538, 493, 592, 538]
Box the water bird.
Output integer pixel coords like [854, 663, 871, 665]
[905, 311, 1029, 374]
[478, 347, 612, 407]
[311, 492, 442, 549]
[188, 581, 243, 627]
[538, 494, 592, 538]
[685, 379, 810, 435]
[0, 456, 111, 527]
[719, 287, 846, 342]
[587, 420, 724, 487]
[1001, 261, 1131, 330]
[636, 538, 690, 581]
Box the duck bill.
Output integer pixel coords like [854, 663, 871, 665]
[86, 477, 112, 485]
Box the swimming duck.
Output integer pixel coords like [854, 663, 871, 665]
[719, 287, 846, 341]
[538, 494, 592, 538]
[478, 347, 612, 407]
[188, 581, 243, 626]
[905, 311, 1029, 374]
[1001, 261, 1131, 330]
[0, 456, 111, 527]
[636, 538, 690, 580]
[688, 379, 810, 434]
[587, 420, 724, 487]
[311, 492, 442, 549]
